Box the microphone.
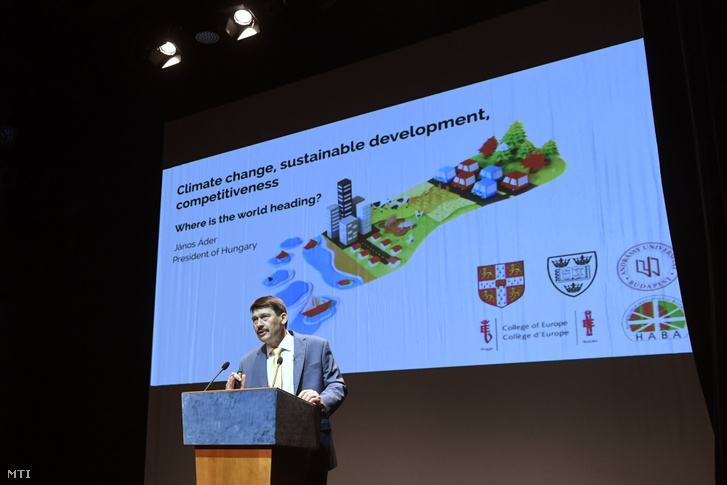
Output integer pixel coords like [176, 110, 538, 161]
[271, 356, 283, 388]
[204, 361, 230, 391]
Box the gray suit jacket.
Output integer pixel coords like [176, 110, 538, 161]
[237, 330, 347, 469]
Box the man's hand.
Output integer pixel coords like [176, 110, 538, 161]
[226, 372, 246, 390]
[298, 389, 325, 410]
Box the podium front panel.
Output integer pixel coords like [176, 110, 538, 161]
[182, 388, 319, 449]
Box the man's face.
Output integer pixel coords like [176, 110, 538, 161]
[251, 306, 287, 347]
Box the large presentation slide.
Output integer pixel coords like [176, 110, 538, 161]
[151, 39, 690, 386]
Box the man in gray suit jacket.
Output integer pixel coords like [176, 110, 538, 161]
[226, 295, 347, 484]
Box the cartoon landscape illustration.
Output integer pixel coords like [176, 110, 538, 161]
[262, 121, 566, 330]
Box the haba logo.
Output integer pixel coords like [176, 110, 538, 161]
[547, 251, 597, 297]
[617, 243, 677, 291]
[622, 296, 688, 342]
[478, 261, 524, 308]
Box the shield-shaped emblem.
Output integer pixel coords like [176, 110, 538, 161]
[547, 251, 597, 297]
[478, 261, 525, 308]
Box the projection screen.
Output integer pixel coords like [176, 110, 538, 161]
[151, 39, 690, 387]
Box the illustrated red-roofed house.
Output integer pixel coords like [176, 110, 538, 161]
[388, 256, 401, 266]
[391, 244, 403, 255]
[381, 239, 392, 248]
[350, 243, 362, 253]
[371, 232, 382, 241]
[457, 159, 480, 174]
[368, 256, 380, 267]
[452, 171, 477, 190]
[500, 171, 529, 192]
[359, 249, 370, 259]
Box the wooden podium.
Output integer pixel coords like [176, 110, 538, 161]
[181, 388, 321, 485]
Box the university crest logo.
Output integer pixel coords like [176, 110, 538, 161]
[478, 261, 525, 308]
[617, 243, 677, 291]
[547, 251, 597, 297]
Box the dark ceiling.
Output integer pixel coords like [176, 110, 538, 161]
[1, 0, 546, 126]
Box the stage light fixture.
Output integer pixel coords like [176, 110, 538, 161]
[225, 6, 260, 40]
[149, 41, 182, 69]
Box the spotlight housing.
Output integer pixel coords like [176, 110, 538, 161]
[149, 41, 182, 69]
[225, 6, 260, 40]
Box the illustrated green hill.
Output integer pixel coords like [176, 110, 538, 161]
[324, 121, 567, 283]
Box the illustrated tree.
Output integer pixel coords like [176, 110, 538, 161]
[491, 149, 517, 167]
[541, 139, 560, 160]
[501, 121, 528, 153]
[479, 136, 498, 158]
[521, 149, 547, 173]
[517, 140, 537, 160]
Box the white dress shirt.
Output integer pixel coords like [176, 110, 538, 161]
[266, 331, 295, 394]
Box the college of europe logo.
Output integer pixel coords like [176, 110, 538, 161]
[478, 261, 525, 308]
[547, 251, 597, 297]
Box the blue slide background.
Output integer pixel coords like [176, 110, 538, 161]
[151, 40, 690, 386]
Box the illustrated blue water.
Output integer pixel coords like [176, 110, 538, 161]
[275, 280, 312, 310]
[264, 235, 362, 335]
[280, 237, 303, 250]
[302, 237, 363, 289]
[262, 269, 294, 288]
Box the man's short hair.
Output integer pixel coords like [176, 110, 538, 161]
[250, 295, 287, 316]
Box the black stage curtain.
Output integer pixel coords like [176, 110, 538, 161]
[641, 0, 726, 482]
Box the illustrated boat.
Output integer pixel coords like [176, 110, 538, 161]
[337, 279, 353, 287]
[302, 295, 333, 317]
[303, 239, 318, 250]
[269, 250, 293, 266]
